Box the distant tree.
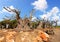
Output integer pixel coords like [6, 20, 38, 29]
[55, 20, 58, 27]
[10, 20, 17, 28]
[0, 19, 17, 29]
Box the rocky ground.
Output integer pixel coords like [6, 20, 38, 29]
[0, 28, 59, 42]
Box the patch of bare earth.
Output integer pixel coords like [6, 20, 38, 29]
[0, 29, 50, 42]
[49, 28, 60, 42]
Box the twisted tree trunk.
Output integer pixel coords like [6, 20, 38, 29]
[3, 7, 31, 31]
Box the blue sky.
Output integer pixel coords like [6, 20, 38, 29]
[0, 0, 60, 25]
[0, 0, 37, 20]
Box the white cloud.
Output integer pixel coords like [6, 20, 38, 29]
[2, 6, 15, 14]
[9, 6, 15, 9]
[40, 7, 60, 20]
[40, 6, 60, 25]
[2, 8, 8, 12]
[40, 14, 48, 20]
[50, 7, 59, 15]
[3, 6, 15, 12]
[52, 15, 59, 21]
[0, 8, 7, 14]
[31, 16, 37, 22]
[0, 6, 16, 20]
[32, 0, 48, 12]
[32, 0, 60, 26]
